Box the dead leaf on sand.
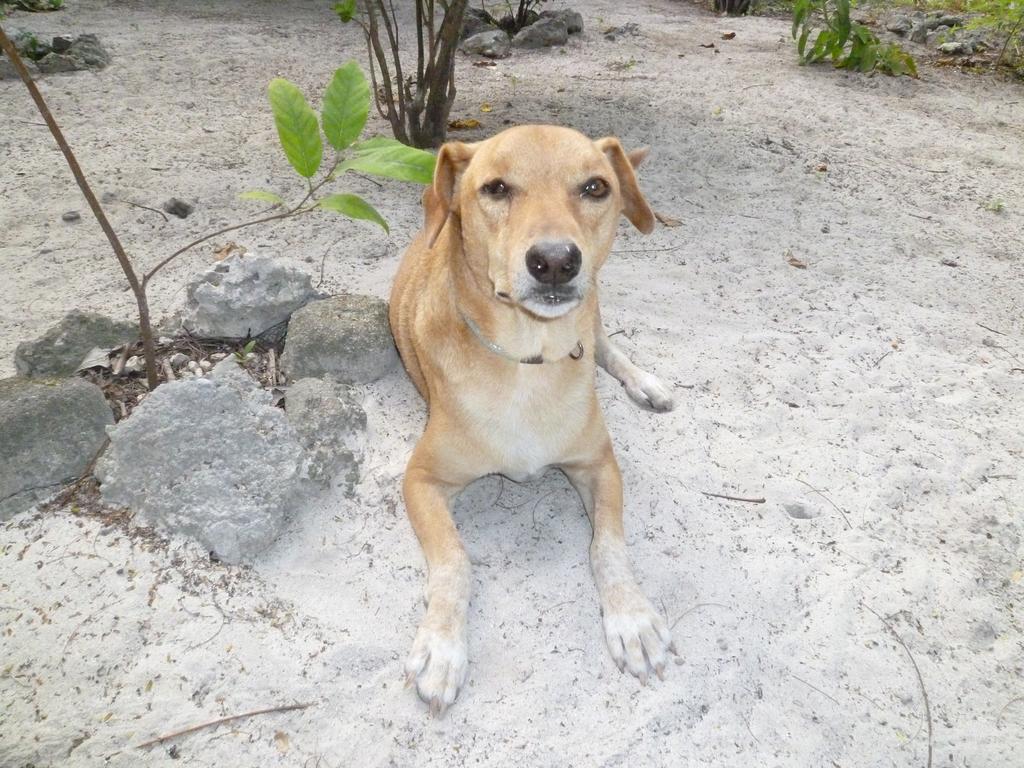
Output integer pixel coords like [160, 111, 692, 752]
[700, 42, 716, 49]
[786, 251, 807, 269]
[214, 241, 247, 261]
[721, 31, 736, 40]
[655, 211, 682, 227]
[472, 60, 497, 68]
[448, 118, 482, 130]
[274, 731, 289, 753]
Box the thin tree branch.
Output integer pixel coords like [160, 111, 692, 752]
[0, 24, 159, 389]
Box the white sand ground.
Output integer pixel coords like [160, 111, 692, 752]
[2, 1, 1023, 766]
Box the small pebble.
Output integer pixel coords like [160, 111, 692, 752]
[199, 359, 212, 371]
[187, 360, 200, 372]
[169, 352, 189, 367]
[62, 210, 81, 222]
[163, 197, 194, 219]
[209, 352, 227, 362]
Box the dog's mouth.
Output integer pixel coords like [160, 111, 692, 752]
[518, 285, 582, 318]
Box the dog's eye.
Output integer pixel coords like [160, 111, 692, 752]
[581, 177, 610, 200]
[481, 179, 510, 198]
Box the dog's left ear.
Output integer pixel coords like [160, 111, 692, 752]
[426, 141, 476, 249]
[595, 137, 656, 234]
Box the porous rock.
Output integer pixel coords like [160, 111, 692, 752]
[14, 310, 138, 377]
[181, 253, 320, 340]
[886, 16, 913, 36]
[34, 33, 111, 73]
[461, 7, 496, 39]
[512, 17, 569, 48]
[910, 15, 963, 43]
[0, 378, 112, 520]
[0, 55, 39, 80]
[286, 378, 366, 491]
[95, 370, 312, 563]
[539, 9, 584, 35]
[461, 29, 512, 59]
[280, 295, 398, 383]
[938, 40, 968, 55]
[51, 35, 74, 53]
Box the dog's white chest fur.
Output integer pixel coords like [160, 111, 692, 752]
[453, 365, 591, 479]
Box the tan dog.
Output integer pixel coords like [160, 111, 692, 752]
[389, 125, 675, 715]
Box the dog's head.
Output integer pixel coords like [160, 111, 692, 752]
[425, 125, 655, 319]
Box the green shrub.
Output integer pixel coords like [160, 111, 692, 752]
[793, 0, 917, 76]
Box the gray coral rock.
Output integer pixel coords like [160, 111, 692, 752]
[461, 30, 512, 59]
[539, 9, 584, 35]
[181, 253, 320, 340]
[14, 310, 138, 377]
[0, 378, 113, 520]
[34, 33, 111, 74]
[513, 17, 569, 48]
[280, 295, 398, 383]
[286, 378, 366, 491]
[95, 371, 313, 563]
[886, 16, 913, 36]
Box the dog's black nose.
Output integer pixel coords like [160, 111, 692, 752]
[525, 241, 581, 285]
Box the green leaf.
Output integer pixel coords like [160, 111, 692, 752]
[239, 190, 286, 205]
[322, 62, 370, 151]
[267, 78, 323, 179]
[333, 0, 356, 22]
[798, 26, 811, 58]
[319, 193, 389, 233]
[343, 138, 437, 184]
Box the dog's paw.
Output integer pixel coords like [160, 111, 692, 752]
[405, 619, 468, 717]
[622, 369, 675, 413]
[602, 591, 674, 683]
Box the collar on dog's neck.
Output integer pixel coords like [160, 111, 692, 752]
[459, 309, 584, 365]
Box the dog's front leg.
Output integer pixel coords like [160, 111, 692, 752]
[402, 456, 471, 716]
[564, 445, 674, 683]
[594, 309, 674, 413]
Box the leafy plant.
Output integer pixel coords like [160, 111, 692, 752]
[234, 339, 257, 363]
[246, 63, 435, 232]
[6, 0, 64, 11]
[336, 0, 468, 148]
[792, 0, 918, 76]
[0, 26, 435, 390]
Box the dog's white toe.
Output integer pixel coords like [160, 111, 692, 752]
[602, 592, 674, 683]
[405, 621, 468, 716]
[623, 370, 675, 413]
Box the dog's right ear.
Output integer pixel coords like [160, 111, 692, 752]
[426, 141, 476, 249]
[627, 147, 650, 169]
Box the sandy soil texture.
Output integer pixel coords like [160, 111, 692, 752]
[2, 1, 1023, 766]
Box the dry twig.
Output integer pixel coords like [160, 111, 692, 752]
[795, 478, 853, 529]
[135, 702, 314, 750]
[700, 491, 765, 504]
[863, 604, 932, 768]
